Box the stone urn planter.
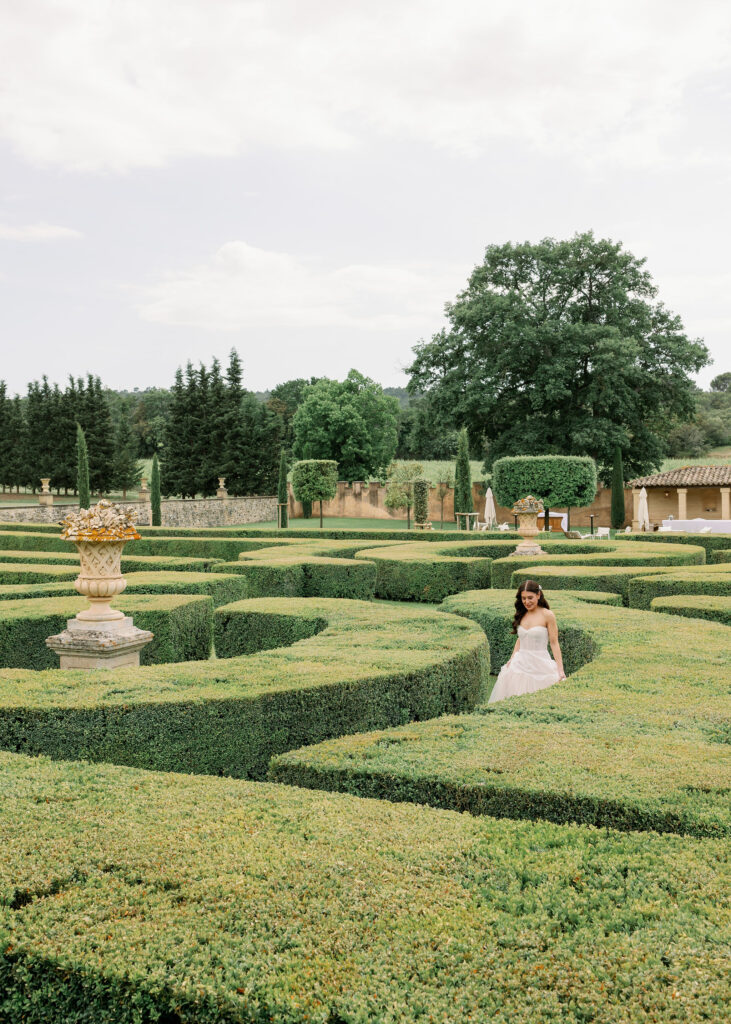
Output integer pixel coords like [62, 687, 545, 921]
[512, 496, 546, 556]
[46, 500, 153, 669]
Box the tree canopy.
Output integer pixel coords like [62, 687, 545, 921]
[292, 371, 399, 482]
[407, 232, 709, 481]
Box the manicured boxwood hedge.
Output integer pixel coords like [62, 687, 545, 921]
[0, 549, 223, 573]
[271, 591, 731, 837]
[490, 539, 705, 589]
[0, 572, 251, 607]
[0, 593, 213, 669]
[0, 598, 488, 780]
[651, 593, 731, 626]
[353, 540, 518, 601]
[620, 530, 731, 558]
[2, 753, 728, 1024]
[211, 554, 377, 600]
[0, 529, 282, 560]
[627, 565, 731, 609]
[0, 562, 79, 585]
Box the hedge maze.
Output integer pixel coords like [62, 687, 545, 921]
[1, 523, 729, 1022]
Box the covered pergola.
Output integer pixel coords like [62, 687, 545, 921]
[627, 466, 731, 530]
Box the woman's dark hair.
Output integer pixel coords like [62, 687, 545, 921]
[512, 579, 550, 633]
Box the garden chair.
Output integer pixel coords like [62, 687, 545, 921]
[596, 527, 610, 539]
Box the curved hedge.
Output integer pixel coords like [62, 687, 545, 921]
[0, 598, 488, 780]
[490, 539, 705, 589]
[0, 594, 213, 670]
[627, 565, 731, 609]
[0, 571, 252, 607]
[271, 591, 731, 838]
[3, 753, 728, 1024]
[651, 594, 731, 626]
[354, 540, 516, 601]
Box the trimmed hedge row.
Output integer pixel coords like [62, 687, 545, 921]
[353, 540, 517, 601]
[2, 753, 728, 1024]
[0, 529, 284, 560]
[490, 540, 705, 589]
[0, 598, 488, 780]
[0, 548, 224, 573]
[271, 591, 731, 837]
[619, 530, 731, 558]
[0, 562, 78, 585]
[0, 593, 213, 669]
[627, 564, 731, 609]
[212, 553, 377, 600]
[0, 572, 251, 608]
[651, 594, 731, 626]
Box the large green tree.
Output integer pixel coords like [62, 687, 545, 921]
[292, 370, 398, 482]
[407, 232, 709, 481]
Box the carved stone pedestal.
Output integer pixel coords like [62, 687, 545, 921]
[46, 616, 153, 670]
[513, 511, 546, 557]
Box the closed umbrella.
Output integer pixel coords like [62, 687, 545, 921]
[637, 487, 650, 531]
[484, 487, 497, 529]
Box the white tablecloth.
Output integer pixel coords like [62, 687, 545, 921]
[662, 519, 731, 533]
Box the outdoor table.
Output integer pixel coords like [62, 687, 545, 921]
[455, 512, 479, 531]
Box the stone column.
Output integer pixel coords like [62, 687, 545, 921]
[677, 487, 688, 520]
[138, 477, 150, 501]
[38, 478, 53, 507]
[721, 487, 730, 521]
[217, 477, 228, 499]
[631, 488, 640, 530]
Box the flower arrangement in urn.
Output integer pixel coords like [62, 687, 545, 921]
[60, 500, 140, 621]
[512, 495, 546, 556]
[512, 495, 544, 516]
[60, 499, 140, 542]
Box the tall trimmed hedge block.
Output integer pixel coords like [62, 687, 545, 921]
[413, 478, 429, 525]
[454, 428, 473, 523]
[492, 454, 597, 509]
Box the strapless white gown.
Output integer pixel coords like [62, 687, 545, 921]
[489, 624, 560, 704]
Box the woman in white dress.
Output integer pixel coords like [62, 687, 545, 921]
[489, 579, 566, 704]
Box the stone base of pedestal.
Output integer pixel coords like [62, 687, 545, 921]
[38, 493, 53, 507]
[514, 539, 545, 556]
[46, 615, 153, 670]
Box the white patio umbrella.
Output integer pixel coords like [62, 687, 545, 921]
[484, 487, 497, 528]
[637, 486, 650, 531]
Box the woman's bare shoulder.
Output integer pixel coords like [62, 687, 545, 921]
[543, 608, 557, 623]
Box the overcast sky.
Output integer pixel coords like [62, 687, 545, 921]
[1, 0, 729, 397]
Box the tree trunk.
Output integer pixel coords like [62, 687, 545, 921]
[319, 500, 323, 528]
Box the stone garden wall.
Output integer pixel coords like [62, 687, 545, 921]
[0, 495, 277, 528]
[288, 480, 633, 529]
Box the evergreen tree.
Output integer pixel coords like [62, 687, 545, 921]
[277, 447, 288, 528]
[207, 357, 228, 488]
[454, 428, 473, 527]
[194, 362, 216, 496]
[220, 350, 248, 495]
[611, 446, 626, 530]
[56, 378, 80, 493]
[78, 376, 115, 495]
[0, 383, 11, 491]
[161, 367, 189, 498]
[151, 453, 161, 526]
[7, 396, 27, 492]
[112, 413, 142, 498]
[76, 424, 90, 509]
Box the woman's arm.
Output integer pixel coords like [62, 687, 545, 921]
[545, 612, 566, 679]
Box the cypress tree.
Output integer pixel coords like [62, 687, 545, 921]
[76, 424, 90, 509]
[611, 446, 626, 530]
[454, 428, 473, 527]
[150, 453, 161, 526]
[277, 448, 288, 528]
[0, 382, 10, 491]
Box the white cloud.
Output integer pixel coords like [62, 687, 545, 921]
[137, 240, 464, 334]
[0, 221, 82, 241]
[1, 1, 729, 172]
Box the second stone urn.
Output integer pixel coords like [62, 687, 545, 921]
[512, 495, 546, 557]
